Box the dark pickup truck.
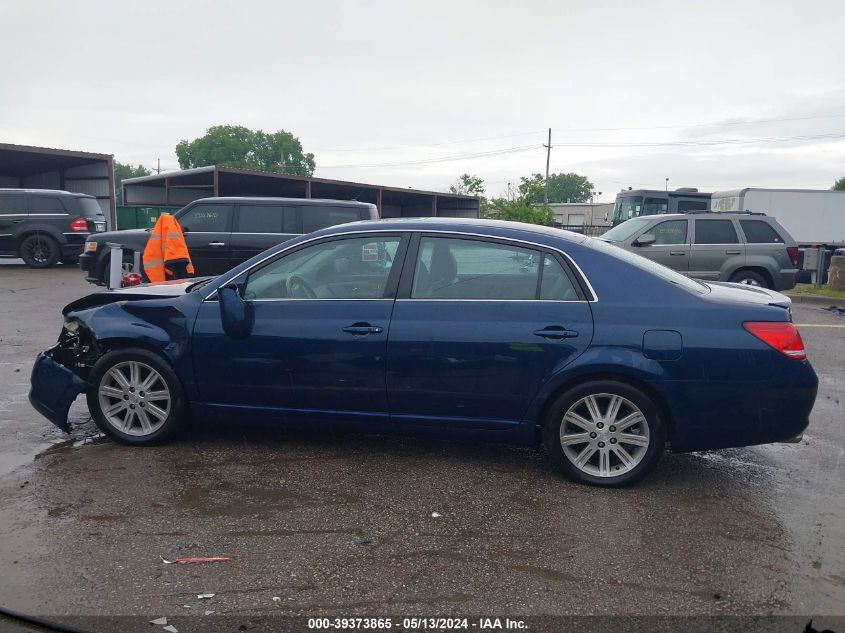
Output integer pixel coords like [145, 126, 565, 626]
[80, 196, 379, 284]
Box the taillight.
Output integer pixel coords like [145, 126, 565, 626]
[70, 217, 89, 232]
[743, 321, 806, 360]
[786, 246, 799, 268]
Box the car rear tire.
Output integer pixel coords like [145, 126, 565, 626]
[729, 270, 769, 288]
[543, 380, 666, 487]
[87, 348, 186, 446]
[20, 234, 60, 268]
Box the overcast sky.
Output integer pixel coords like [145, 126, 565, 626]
[1, 0, 844, 201]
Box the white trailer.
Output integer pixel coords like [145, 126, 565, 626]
[711, 188, 845, 246]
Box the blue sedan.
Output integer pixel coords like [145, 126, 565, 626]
[29, 219, 817, 486]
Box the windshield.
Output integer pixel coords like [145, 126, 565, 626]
[612, 196, 643, 224]
[600, 217, 652, 242]
[586, 237, 709, 295]
[77, 197, 105, 218]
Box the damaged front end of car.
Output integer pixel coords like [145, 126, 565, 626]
[29, 316, 105, 432]
[29, 279, 203, 433]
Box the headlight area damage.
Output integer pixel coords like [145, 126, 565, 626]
[29, 288, 195, 433]
[29, 319, 103, 432]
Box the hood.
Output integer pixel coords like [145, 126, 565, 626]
[704, 281, 791, 310]
[62, 277, 215, 315]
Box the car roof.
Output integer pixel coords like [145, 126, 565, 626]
[636, 212, 770, 220]
[313, 217, 589, 244]
[0, 188, 95, 198]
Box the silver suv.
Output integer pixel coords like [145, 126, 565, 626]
[600, 212, 799, 290]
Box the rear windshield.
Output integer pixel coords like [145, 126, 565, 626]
[77, 197, 105, 218]
[586, 237, 709, 295]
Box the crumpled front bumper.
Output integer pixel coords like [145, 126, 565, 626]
[28, 346, 89, 433]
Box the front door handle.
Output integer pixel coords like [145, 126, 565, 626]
[725, 250, 741, 255]
[669, 250, 687, 256]
[11, 219, 25, 224]
[208, 241, 226, 247]
[533, 326, 578, 340]
[342, 322, 384, 336]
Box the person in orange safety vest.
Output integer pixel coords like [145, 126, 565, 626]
[142, 213, 195, 282]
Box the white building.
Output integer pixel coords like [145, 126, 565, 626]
[550, 202, 613, 228]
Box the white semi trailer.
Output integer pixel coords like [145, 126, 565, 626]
[711, 188, 845, 246]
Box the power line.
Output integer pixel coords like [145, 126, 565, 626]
[551, 131, 845, 148]
[313, 113, 845, 154]
[319, 131, 845, 170]
[320, 144, 543, 169]
[314, 130, 544, 153]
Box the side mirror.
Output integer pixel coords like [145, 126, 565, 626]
[633, 233, 656, 247]
[218, 282, 253, 339]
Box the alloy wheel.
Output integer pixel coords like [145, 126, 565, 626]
[559, 393, 650, 478]
[25, 238, 49, 264]
[738, 278, 762, 287]
[97, 361, 171, 436]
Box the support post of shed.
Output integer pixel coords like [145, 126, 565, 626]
[106, 156, 116, 230]
[165, 177, 171, 205]
[431, 195, 437, 217]
[305, 180, 312, 199]
[213, 168, 219, 197]
[376, 188, 382, 216]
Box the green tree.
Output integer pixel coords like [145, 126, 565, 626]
[486, 176, 554, 225]
[450, 173, 489, 215]
[833, 177, 845, 191]
[522, 172, 594, 203]
[175, 125, 316, 176]
[113, 162, 152, 205]
[450, 173, 485, 197]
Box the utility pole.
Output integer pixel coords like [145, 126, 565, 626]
[543, 128, 552, 204]
[155, 158, 161, 174]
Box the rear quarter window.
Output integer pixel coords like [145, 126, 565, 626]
[31, 196, 68, 215]
[740, 220, 784, 243]
[302, 206, 363, 233]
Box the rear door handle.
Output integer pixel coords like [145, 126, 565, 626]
[725, 250, 741, 255]
[208, 241, 226, 247]
[342, 322, 384, 336]
[669, 250, 687, 256]
[533, 326, 578, 340]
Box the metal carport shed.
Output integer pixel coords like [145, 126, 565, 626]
[122, 166, 479, 219]
[0, 143, 116, 229]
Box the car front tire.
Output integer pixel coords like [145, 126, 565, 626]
[87, 348, 186, 446]
[543, 380, 666, 487]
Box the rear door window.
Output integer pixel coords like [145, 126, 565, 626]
[301, 206, 362, 233]
[411, 237, 540, 300]
[740, 220, 784, 243]
[694, 219, 738, 244]
[31, 196, 67, 215]
[178, 204, 232, 232]
[238, 205, 296, 233]
[0, 195, 27, 215]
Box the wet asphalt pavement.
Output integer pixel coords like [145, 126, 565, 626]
[0, 261, 843, 625]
